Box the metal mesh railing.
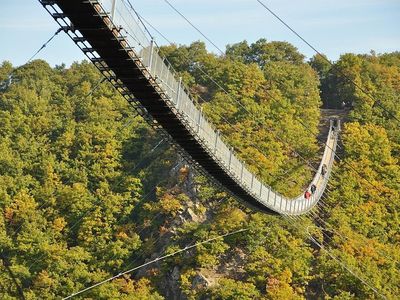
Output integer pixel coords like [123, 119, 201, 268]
[93, 0, 338, 215]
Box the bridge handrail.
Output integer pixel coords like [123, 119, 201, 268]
[92, 0, 338, 215]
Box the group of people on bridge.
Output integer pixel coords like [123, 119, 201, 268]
[304, 185, 316, 200]
[304, 163, 327, 200]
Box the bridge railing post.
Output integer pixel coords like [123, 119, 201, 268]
[197, 107, 202, 133]
[111, 0, 117, 21]
[228, 148, 232, 171]
[214, 130, 219, 154]
[148, 39, 154, 73]
[176, 77, 182, 109]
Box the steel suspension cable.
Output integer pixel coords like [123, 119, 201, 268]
[308, 234, 387, 299]
[121, 7, 398, 295]
[27, 28, 63, 63]
[292, 201, 398, 295]
[121, 184, 232, 271]
[306, 200, 400, 266]
[25, 136, 170, 273]
[134, 12, 174, 45]
[262, 89, 393, 196]
[120, 7, 340, 206]
[255, 0, 400, 125]
[62, 228, 249, 299]
[144, 0, 396, 200]
[26, 161, 182, 299]
[119, 9, 315, 194]
[283, 215, 388, 299]
[287, 202, 392, 294]
[161, 0, 225, 55]
[1, 28, 63, 88]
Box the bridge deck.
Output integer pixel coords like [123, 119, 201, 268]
[39, 0, 339, 215]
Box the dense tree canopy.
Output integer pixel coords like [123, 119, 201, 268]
[0, 41, 398, 299]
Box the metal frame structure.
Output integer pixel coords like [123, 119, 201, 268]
[38, 0, 339, 215]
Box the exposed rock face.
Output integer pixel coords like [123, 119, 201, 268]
[217, 248, 247, 280]
[161, 266, 187, 300]
[136, 162, 245, 299]
[135, 163, 215, 299]
[191, 273, 211, 289]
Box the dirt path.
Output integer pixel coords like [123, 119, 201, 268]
[318, 109, 350, 140]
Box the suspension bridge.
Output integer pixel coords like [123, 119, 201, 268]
[38, 0, 339, 215]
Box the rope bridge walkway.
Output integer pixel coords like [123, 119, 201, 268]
[39, 0, 340, 215]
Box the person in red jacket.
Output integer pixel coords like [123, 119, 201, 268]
[304, 190, 311, 200]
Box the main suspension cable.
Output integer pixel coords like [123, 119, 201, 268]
[255, 0, 400, 125]
[161, 0, 225, 55]
[284, 215, 388, 299]
[27, 28, 63, 63]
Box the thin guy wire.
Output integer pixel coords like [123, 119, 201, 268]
[295, 206, 397, 296]
[25, 135, 169, 273]
[144, 0, 395, 198]
[1, 28, 62, 88]
[122, 190, 231, 273]
[255, 0, 400, 125]
[161, 0, 225, 55]
[62, 228, 249, 299]
[307, 198, 400, 266]
[118, 0, 325, 197]
[122, 11, 339, 206]
[27, 28, 63, 63]
[283, 215, 388, 299]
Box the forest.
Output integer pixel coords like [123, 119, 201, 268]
[0, 39, 399, 299]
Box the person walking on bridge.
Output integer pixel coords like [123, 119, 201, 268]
[310, 184, 317, 194]
[321, 164, 327, 178]
[304, 190, 311, 200]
